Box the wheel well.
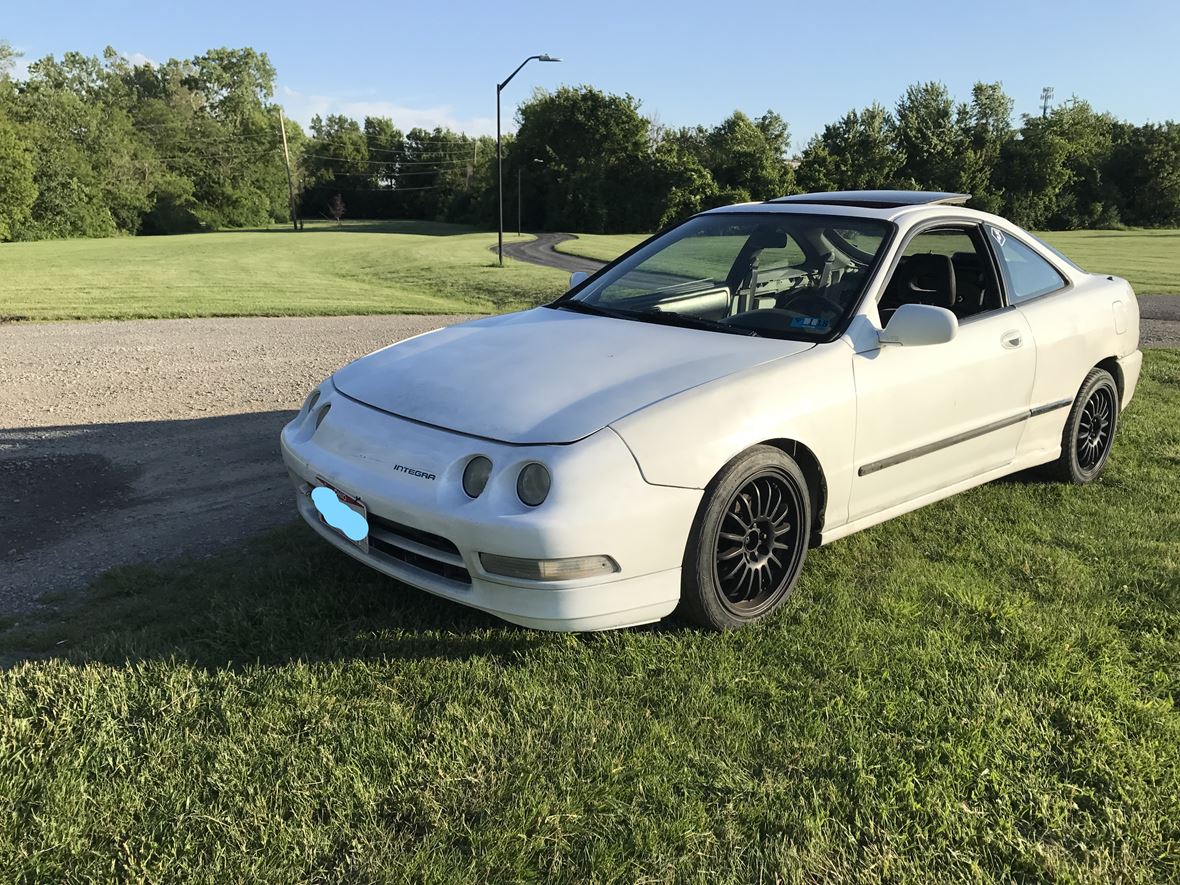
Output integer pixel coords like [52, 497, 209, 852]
[1096, 356, 1123, 400]
[760, 438, 827, 546]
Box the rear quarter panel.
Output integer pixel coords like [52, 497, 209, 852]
[1015, 274, 1139, 457]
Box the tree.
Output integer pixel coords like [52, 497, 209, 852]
[1107, 121, 1180, 226]
[327, 193, 345, 224]
[893, 81, 960, 190]
[955, 82, 1014, 213]
[0, 102, 36, 240]
[797, 104, 902, 192]
[513, 86, 651, 232]
[0, 40, 19, 77]
[996, 115, 1071, 229]
[703, 110, 793, 200]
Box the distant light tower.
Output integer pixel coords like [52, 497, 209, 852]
[496, 54, 561, 266]
[1040, 86, 1055, 118]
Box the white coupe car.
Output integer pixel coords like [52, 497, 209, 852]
[281, 191, 1142, 631]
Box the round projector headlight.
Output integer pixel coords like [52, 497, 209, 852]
[462, 456, 493, 498]
[516, 463, 551, 507]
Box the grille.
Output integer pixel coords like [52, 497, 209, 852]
[367, 513, 471, 586]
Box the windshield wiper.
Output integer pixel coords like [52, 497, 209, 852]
[630, 308, 760, 337]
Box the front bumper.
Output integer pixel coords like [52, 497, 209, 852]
[281, 383, 701, 631]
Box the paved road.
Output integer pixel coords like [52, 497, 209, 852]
[506, 233, 1180, 348]
[0, 315, 470, 616]
[501, 232, 603, 276]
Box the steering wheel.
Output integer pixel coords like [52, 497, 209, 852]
[777, 290, 839, 317]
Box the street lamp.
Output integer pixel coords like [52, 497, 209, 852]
[497, 54, 561, 266]
[519, 157, 544, 237]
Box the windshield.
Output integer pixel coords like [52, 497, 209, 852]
[556, 212, 893, 340]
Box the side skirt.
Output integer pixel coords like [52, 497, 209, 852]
[820, 445, 1060, 546]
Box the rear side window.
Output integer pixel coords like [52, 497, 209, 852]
[988, 226, 1068, 303]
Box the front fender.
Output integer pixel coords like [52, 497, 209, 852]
[609, 344, 856, 529]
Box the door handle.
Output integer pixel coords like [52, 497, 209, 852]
[1001, 330, 1023, 349]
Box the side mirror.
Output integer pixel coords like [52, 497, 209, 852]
[569, 271, 589, 290]
[879, 303, 958, 347]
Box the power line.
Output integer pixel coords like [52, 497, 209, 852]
[301, 152, 476, 169]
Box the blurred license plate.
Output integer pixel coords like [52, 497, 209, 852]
[310, 478, 369, 552]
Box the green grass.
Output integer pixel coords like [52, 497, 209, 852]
[0, 221, 567, 322]
[556, 233, 651, 263]
[1038, 230, 1180, 295]
[557, 229, 1180, 295]
[2, 352, 1177, 882]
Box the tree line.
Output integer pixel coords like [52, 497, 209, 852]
[1, 42, 1177, 242]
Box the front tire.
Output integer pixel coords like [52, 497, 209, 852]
[1046, 368, 1119, 484]
[680, 445, 811, 630]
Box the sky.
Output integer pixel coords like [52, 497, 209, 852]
[4, 0, 1179, 150]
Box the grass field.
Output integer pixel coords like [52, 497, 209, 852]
[556, 229, 1180, 295]
[0, 221, 568, 322]
[2, 351, 1176, 881]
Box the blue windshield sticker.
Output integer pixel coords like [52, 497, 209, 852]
[789, 316, 830, 331]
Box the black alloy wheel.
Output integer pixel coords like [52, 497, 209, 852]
[714, 469, 806, 617]
[1046, 367, 1120, 484]
[1076, 383, 1115, 472]
[681, 445, 812, 630]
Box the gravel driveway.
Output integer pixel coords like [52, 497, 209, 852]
[0, 315, 469, 616]
[4, 291, 1177, 618]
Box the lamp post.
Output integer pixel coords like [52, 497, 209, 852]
[497, 54, 560, 266]
[518, 157, 543, 237]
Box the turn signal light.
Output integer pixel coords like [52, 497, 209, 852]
[479, 553, 619, 582]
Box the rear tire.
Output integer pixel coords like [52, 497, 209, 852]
[680, 445, 810, 631]
[1045, 368, 1119, 484]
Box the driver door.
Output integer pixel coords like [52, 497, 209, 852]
[847, 224, 1035, 520]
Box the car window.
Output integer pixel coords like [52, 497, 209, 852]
[988, 226, 1068, 302]
[566, 213, 893, 341]
[879, 226, 1002, 321]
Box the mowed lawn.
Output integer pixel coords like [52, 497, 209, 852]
[557, 229, 1180, 295]
[0, 221, 567, 321]
[1, 351, 1176, 881]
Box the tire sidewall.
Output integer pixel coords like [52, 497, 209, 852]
[1063, 370, 1119, 483]
[682, 446, 811, 630]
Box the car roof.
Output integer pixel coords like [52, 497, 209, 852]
[700, 191, 983, 223]
[766, 190, 970, 209]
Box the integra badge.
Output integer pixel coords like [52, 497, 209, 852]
[392, 463, 437, 480]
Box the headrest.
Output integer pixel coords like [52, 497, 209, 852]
[902, 253, 956, 309]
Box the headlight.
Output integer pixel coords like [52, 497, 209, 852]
[462, 456, 493, 498]
[314, 403, 331, 428]
[516, 463, 550, 506]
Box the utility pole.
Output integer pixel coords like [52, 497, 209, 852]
[278, 107, 298, 231]
[1040, 86, 1054, 119]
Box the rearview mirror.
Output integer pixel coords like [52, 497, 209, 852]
[569, 271, 589, 290]
[879, 303, 958, 347]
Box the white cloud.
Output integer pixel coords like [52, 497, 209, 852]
[121, 51, 157, 68]
[280, 85, 497, 137]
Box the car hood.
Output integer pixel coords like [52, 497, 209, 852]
[331, 307, 813, 444]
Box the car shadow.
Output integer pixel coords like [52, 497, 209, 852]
[0, 516, 560, 670]
[0, 409, 614, 670]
